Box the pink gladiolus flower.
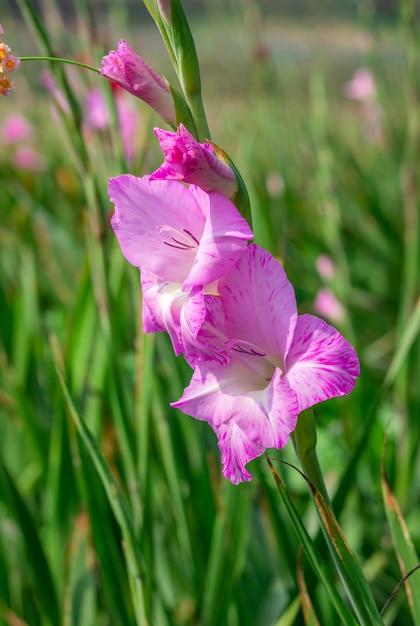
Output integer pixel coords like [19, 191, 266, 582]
[314, 288, 345, 323]
[84, 88, 109, 130]
[100, 40, 176, 124]
[0, 113, 33, 144]
[12, 146, 46, 172]
[344, 68, 376, 102]
[108, 175, 253, 361]
[151, 125, 237, 197]
[173, 245, 359, 484]
[315, 254, 335, 281]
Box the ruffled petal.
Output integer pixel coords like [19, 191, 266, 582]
[109, 175, 205, 283]
[285, 313, 360, 412]
[172, 357, 298, 483]
[151, 125, 237, 196]
[214, 420, 265, 484]
[218, 244, 297, 363]
[183, 189, 253, 290]
[141, 272, 228, 362]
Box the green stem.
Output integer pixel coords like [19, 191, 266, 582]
[19, 56, 99, 73]
[291, 408, 383, 625]
[291, 407, 332, 508]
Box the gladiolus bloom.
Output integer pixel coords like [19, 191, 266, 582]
[344, 68, 376, 102]
[108, 175, 253, 361]
[0, 113, 33, 144]
[100, 40, 176, 124]
[173, 245, 359, 484]
[12, 146, 46, 172]
[151, 124, 238, 197]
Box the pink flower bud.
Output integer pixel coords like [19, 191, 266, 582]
[151, 124, 237, 197]
[157, 0, 172, 24]
[100, 40, 175, 124]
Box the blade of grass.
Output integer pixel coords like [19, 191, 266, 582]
[273, 596, 301, 626]
[52, 340, 151, 626]
[202, 481, 253, 626]
[281, 459, 383, 626]
[0, 460, 59, 626]
[381, 436, 420, 624]
[266, 455, 360, 626]
[297, 550, 321, 626]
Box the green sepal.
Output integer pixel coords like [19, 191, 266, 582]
[168, 0, 210, 139]
[168, 83, 198, 137]
[142, 0, 210, 139]
[210, 142, 252, 228]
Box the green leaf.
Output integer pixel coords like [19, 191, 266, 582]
[53, 352, 151, 626]
[381, 439, 420, 623]
[202, 481, 253, 625]
[266, 456, 359, 626]
[0, 460, 60, 626]
[297, 551, 321, 626]
[273, 596, 301, 626]
[284, 460, 383, 626]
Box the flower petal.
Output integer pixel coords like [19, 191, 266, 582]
[151, 125, 237, 197]
[172, 357, 298, 483]
[218, 244, 297, 364]
[141, 272, 228, 362]
[100, 40, 175, 123]
[214, 420, 265, 484]
[140, 269, 184, 355]
[109, 175, 205, 283]
[181, 289, 229, 364]
[285, 313, 360, 412]
[183, 189, 253, 290]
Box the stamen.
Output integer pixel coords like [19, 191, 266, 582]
[182, 229, 199, 246]
[230, 340, 266, 357]
[159, 225, 199, 251]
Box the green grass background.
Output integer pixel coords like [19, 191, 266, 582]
[1, 1, 420, 624]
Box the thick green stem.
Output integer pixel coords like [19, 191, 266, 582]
[291, 408, 383, 625]
[291, 407, 332, 508]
